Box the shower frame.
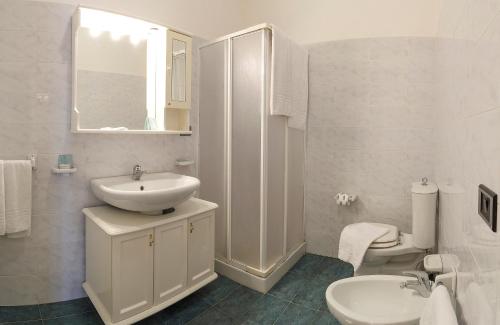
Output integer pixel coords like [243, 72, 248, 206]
[199, 24, 306, 290]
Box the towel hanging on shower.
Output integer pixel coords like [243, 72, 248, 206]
[270, 26, 309, 130]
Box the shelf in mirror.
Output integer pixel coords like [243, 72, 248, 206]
[72, 129, 192, 135]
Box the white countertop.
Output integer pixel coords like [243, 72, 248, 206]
[83, 198, 218, 236]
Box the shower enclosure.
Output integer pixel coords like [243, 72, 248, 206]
[199, 25, 305, 292]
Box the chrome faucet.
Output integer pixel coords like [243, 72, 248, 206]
[132, 165, 144, 181]
[400, 271, 432, 298]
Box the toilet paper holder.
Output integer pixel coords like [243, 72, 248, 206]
[335, 193, 357, 206]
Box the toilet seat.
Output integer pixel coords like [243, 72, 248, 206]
[367, 223, 399, 249]
[366, 232, 425, 257]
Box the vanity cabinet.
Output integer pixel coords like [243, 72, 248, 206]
[83, 198, 217, 325]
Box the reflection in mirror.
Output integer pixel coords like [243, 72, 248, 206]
[74, 8, 167, 131]
[171, 39, 187, 102]
[77, 27, 148, 130]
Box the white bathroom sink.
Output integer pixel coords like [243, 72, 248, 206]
[91, 172, 200, 214]
[326, 275, 428, 325]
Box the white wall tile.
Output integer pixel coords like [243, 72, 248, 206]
[437, 1, 500, 321]
[305, 38, 435, 257]
[437, 0, 468, 38]
[454, 0, 500, 41]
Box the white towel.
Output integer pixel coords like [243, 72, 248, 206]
[2, 160, 32, 237]
[338, 222, 388, 271]
[270, 26, 309, 130]
[420, 285, 458, 325]
[0, 161, 5, 235]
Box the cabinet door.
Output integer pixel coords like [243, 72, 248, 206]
[112, 229, 154, 322]
[166, 30, 192, 110]
[154, 219, 188, 304]
[187, 212, 215, 287]
[165, 30, 192, 131]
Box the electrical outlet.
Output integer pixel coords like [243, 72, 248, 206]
[478, 184, 497, 232]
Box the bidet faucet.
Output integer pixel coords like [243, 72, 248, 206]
[400, 271, 432, 298]
[132, 165, 144, 181]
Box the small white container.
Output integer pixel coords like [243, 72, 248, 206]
[411, 178, 438, 249]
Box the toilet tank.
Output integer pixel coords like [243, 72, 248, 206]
[438, 183, 465, 249]
[411, 179, 438, 249]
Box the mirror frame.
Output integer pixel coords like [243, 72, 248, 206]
[71, 7, 192, 135]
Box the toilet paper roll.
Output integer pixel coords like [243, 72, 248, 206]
[342, 194, 349, 205]
[335, 193, 349, 206]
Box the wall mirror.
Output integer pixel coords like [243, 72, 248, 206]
[71, 7, 192, 134]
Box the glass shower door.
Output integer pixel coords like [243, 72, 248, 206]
[230, 30, 266, 270]
[199, 40, 227, 260]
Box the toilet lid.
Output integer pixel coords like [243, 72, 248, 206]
[368, 223, 399, 248]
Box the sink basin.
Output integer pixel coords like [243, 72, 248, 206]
[91, 172, 200, 214]
[326, 275, 428, 325]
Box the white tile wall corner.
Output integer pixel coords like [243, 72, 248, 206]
[437, 0, 500, 323]
[0, 0, 202, 305]
[305, 38, 437, 257]
[306, 28, 500, 324]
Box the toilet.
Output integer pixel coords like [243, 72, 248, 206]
[355, 179, 438, 275]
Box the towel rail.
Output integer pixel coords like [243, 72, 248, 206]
[28, 154, 37, 170]
[1, 154, 37, 170]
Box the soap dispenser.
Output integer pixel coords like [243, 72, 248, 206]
[424, 254, 460, 273]
[424, 253, 459, 307]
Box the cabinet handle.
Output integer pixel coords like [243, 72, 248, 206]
[149, 234, 154, 246]
[190, 223, 194, 233]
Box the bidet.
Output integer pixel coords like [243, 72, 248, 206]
[326, 275, 428, 325]
[399, 271, 432, 298]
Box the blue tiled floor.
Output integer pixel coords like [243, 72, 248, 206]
[0, 254, 353, 325]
